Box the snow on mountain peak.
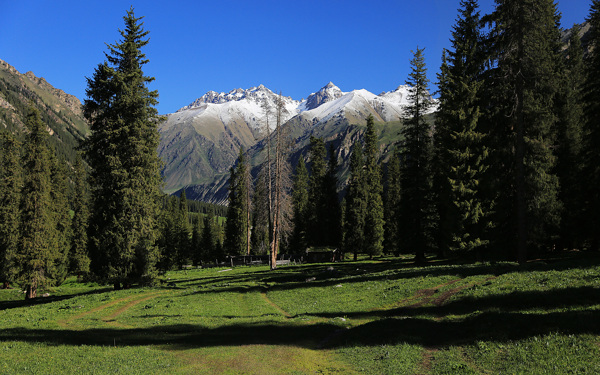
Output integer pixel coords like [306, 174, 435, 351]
[304, 82, 345, 111]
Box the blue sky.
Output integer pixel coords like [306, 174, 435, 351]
[0, 0, 592, 114]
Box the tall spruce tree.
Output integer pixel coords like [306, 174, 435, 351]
[251, 167, 270, 255]
[48, 152, 72, 285]
[323, 144, 342, 250]
[583, 0, 600, 250]
[0, 131, 21, 289]
[308, 136, 327, 247]
[82, 8, 162, 287]
[70, 155, 90, 278]
[201, 208, 217, 263]
[19, 107, 55, 299]
[486, 0, 562, 262]
[363, 115, 385, 259]
[344, 145, 366, 261]
[190, 215, 203, 266]
[175, 191, 191, 268]
[224, 148, 250, 256]
[384, 150, 401, 256]
[291, 156, 310, 253]
[399, 48, 435, 263]
[435, 0, 490, 257]
[556, 24, 585, 250]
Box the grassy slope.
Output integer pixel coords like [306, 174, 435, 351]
[1, 252, 599, 374]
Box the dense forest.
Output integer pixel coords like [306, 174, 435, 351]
[2, 0, 600, 298]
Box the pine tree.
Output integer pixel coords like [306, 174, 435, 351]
[269, 93, 293, 269]
[0, 131, 21, 289]
[486, 0, 562, 262]
[435, 0, 490, 257]
[82, 8, 162, 287]
[556, 24, 585, 250]
[190, 215, 203, 266]
[70, 155, 90, 278]
[19, 107, 55, 299]
[384, 150, 401, 255]
[291, 156, 309, 253]
[48, 152, 72, 285]
[201, 208, 217, 263]
[251, 167, 270, 255]
[323, 144, 342, 250]
[583, 0, 600, 250]
[308, 136, 327, 247]
[224, 148, 249, 256]
[399, 47, 435, 263]
[363, 115, 385, 259]
[344, 145, 366, 261]
[175, 191, 191, 268]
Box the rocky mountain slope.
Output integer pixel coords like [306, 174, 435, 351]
[0, 58, 89, 162]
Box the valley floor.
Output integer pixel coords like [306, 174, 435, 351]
[1, 252, 600, 374]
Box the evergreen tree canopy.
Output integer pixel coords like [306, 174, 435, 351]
[82, 8, 162, 287]
[486, 0, 562, 262]
[363, 115, 385, 258]
[583, 0, 600, 250]
[400, 47, 435, 263]
[435, 0, 490, 256]
[0, 131, 22, 288]
[224, 147, 250, 256]
[19, 107, 55, 298]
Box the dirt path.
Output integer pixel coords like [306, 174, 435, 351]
[260, 290, 293, 318]
[57, 290, 168, 329]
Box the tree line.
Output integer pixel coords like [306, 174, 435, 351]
[226, 0, 600, 266]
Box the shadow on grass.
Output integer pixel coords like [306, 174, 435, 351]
[179, 252, 600, 297]
[310, 286, 600, 320]
[1, 308, 599, 350]
[0, 287, 113, 312]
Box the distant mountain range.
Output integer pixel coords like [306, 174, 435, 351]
[159, 82, 437, 203]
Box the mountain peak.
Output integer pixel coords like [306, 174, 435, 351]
[304, 82, 345, 111]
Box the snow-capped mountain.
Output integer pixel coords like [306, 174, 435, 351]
[175, 85, 301, 131]
[303, 82, 345, 111]
[159, 82, 438, 199]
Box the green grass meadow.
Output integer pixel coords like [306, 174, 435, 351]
[1, 252, 600, 374]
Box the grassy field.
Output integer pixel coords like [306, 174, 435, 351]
[1, 252, 599, 374]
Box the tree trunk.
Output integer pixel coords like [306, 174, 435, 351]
[25, 284, 36, 300]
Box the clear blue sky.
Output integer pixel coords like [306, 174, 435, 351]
[0, 0, 592, 114]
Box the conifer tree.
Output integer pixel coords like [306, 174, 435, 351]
[435, 0, 490, 257]
[583, 0, 600, 250]
[0, 131, 21, 289]
[363, 115, 385, 258]
[19, 107, 55, 299]
[384, 150, 401, 255]
[399, 48, 435, 263]
[486, 0, 562, 262]
[175, 191, 191, 268]
[308, 136, 327, 246]
[48, 152, 72, 285]
[82, 8, 162, 287]
[323, 144, 342, 249]
[70, 155, 90, 278]
[201, 208, 217, 263]
[190, 215, 203, 266]
[251, 167, 270, 255]
[225, 148, 249, 256]
[344, 145, 366, 261]
[291, 156, 309, 253]
[556, 24, 585, 249]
